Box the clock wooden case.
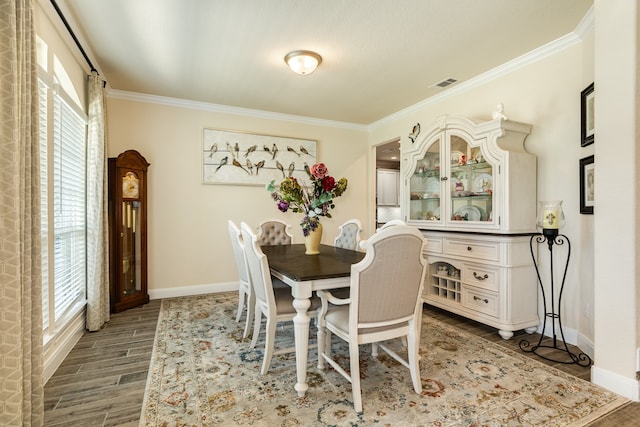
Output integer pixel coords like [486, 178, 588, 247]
[108, 150, 150, 313]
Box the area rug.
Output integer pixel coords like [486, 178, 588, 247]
[140, 292, 628, 426]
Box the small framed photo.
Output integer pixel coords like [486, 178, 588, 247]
[581, 83, 595, 147]
[579, 155, 594, 214]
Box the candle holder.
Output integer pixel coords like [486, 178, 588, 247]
[519, 201, 592, 366]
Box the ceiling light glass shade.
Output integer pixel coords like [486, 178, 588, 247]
[284, 50, 322, 75]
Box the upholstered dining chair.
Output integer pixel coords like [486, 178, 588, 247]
[240, 222, 321, 375]
[334, 218, 363, 251]
[228, 220, 254, 339]
[256, 219, 294, 246]
[316, 223, 427, 413]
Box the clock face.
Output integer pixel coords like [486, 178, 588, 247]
[122, 171, 140, 199]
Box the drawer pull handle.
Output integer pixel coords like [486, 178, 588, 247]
[473, 296, 489, 304]
[473, 272, 489, 280]
[467, 246, 472, 251]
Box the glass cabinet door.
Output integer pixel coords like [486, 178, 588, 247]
[408, 136, 441, 222]
[448, 135, 493, 224]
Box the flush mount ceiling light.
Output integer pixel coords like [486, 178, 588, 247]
[284, 50, 322, 75]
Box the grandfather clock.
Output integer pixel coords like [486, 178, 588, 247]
[108, 150, 150, 313]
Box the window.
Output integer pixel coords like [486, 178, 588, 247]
[38, 62, 87, 338]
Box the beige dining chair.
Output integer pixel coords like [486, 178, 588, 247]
[317, 223, 427, 413]
[227, 220, 254, 339]
[240, 222, 321, 375]
[256, 219, 294, 246]
[334, 218, 363, 251]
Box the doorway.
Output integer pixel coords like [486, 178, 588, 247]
[375, 138, 401, 228]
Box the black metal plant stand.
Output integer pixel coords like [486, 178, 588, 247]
[519, 230, 592, 367]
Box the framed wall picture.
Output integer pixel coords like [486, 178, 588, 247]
[202, 128, 317, 186]
[581, 83, 595, 147]
[579, 155, 594, 214]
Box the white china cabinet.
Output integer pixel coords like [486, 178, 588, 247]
[401, 115, 539, 339]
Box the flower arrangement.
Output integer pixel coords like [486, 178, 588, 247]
[266, 163, 348, 236]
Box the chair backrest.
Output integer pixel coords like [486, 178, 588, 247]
[256, 219, 294, 246]
[334, 219, 363, 250]
[228, 220, 249, 285]
[375, 219, 405, 233]
[350, 224, 426, 326]
[241, 222, 276, 311]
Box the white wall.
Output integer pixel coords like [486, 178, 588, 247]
[105, 95, 370, 297]
[591, 0, 639, 400]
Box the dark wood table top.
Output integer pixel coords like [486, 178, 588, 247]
[260, 244, 365, 282]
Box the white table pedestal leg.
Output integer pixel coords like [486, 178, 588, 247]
[292, 297, 311, 397]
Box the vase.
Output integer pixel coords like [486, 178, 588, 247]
[304, 223, 323, 255]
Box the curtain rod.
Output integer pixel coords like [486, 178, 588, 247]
[50, 0, 106, 87]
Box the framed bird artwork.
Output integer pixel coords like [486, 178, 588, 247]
[202, 128, 317, 186]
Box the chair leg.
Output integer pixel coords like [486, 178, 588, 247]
[260, 317, 277, 375]
[407, 331, 422, 394]
[371, 342, 378, 357]
[325, 330, 332, 359]
[317, 315, 326, 369]
[243, 291, 255, 339]
[250, 306, 262, 349]
[235, 288, 246, 322]
[349, 340, 363, 413]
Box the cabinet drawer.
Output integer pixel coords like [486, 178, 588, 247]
[425, 237, 443, 254]
[462, 287, 499, 318]
[462, 264, 499, 292]
[444, 239, 500, 262]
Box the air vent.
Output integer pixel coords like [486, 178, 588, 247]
[431, 78, 458, 88]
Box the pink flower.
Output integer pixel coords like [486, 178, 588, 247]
[310, 163, 328, 179]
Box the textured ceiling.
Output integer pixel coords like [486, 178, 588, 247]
[57, 0, 592, 125]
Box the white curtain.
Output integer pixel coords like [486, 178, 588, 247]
[0, 0, 45, 425]
[86, 71, 110, 331]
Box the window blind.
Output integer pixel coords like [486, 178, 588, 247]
[52, 87, 87, 321]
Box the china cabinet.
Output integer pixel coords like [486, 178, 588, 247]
[401, 115, 539, 338]
[108, 150, 150, 313]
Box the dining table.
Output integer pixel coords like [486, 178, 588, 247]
[260, 243, 365, 397]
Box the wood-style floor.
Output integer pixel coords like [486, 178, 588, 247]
[44, 296, 639, 426]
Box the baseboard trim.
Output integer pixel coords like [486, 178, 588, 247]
[576, 331, 594, 360]
[149, 282, 239, 300]
[591, 365, 640, 401]
[533, 324, 594, 361]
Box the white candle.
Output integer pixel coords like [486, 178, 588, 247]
[542, 209, 558, 229]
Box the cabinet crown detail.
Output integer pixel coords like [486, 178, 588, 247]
[401, 115, 536, 234]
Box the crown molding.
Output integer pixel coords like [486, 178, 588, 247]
[107, 90, 368, 131]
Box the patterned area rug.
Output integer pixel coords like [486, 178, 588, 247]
[140, 293, 627, 426]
